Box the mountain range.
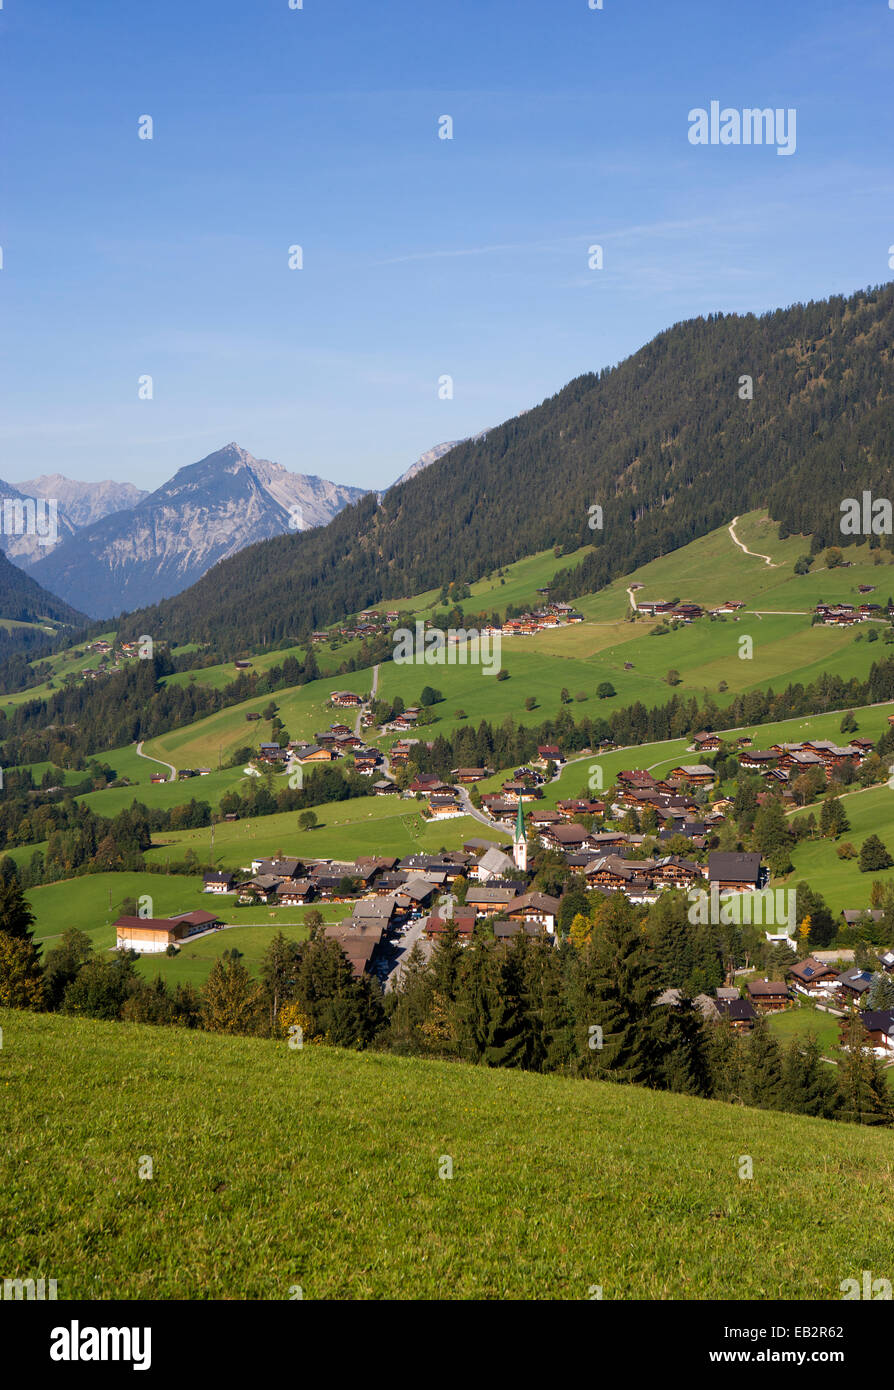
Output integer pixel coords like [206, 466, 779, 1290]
[0, 445, 367, 618]
[0, 439, 478, 622]
[113, 282, 894, 653]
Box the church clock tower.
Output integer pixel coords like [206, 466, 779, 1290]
[513, 798, 528, 872]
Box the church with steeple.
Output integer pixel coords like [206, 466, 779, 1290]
[513, 798, 527, 872]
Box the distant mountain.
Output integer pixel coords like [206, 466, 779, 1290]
[392, 434, 488, 487]
[18, 474, 148, 527]
[118, 283, 894, 653]
[27, 444, 368, 619]
[0, 476, 78, 565]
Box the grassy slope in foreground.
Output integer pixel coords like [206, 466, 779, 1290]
[4, 1010, 894, 1300]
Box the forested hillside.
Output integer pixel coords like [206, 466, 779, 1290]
[120, 283, 894, 652]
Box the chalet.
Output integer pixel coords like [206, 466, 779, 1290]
[493, 920, 543, 940]
[295, 745, 336, 764]
[672, 603, 703, 621]
[331, 691, 362, 707]
[258, 742, 287, 764]
[150, 773, 167, 784]
[451, 768, 491, 784]
[245, 712, 261, 721]
[840, 909, 885, 928]
[528, 808, 564, 828]
[666, 765, 716, 787]
[707, 852, 763, 892]
[237, 875, 282, 903]
[409, 773, 442, 793]
[536, 745, 564, 765]
[324, 921, 381, 978]
[650, 856, 704, 888]
[583, 856, 654, 900]
[504, 892, 561, 934]
[637, 600, 675, 617]
[394, 879, 439, 912]
[538, 823, 591, 852]
[616, 769, 658, 790]
[850, 1010, 894, 1053]
[556, 798, 605, 819]
[692, 732, 723, 751]
[714, 996, 758, 1031]
[276, 878, 315, 905]
[746, 979, 790, 1012]
[582, 830, 633, 851]
[351, 896, 398, 929]
[203, 871, 235, 894]
[787, 957, 839, 996]
[234, 660, 252, 669]
[465, 885, 519, 916]
[373, 779, 399, 795]
[738, 750, 779, 771]
[836, 967, 875, 1003]
[115, 909, 222, 954]
[429, 793, 462, 818]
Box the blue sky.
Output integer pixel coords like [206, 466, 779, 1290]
[1, 0, 892, 492]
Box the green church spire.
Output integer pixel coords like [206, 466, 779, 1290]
[515, 798, 526, 841]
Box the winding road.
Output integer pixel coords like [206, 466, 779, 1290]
[135, 740, 177, 782]
[728, 516, 778, 567]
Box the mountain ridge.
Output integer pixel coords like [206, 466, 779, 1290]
[27, 443, 368, 618]
[115, 283, 894, 652]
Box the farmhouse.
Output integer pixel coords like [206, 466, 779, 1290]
[203, 871, 235, 894]
[115, 910, 223, 954]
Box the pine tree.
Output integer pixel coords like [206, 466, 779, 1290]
[859, 835, 894, 873]
[483, 948, 529, 1069]
[572, 895, 659, 1084]
[819, 795, 849, 839]
[705, 1019, 743, 1102]
[742, 1018, 784, 1110]
[454, 931, 497, 1063]
[388, 940, 436, 1052]
[867, 972, 894, 1011]
[780, 1037, 838, 1118]
[259, 931, 303, 1034]
[429, 920, 464, 1002]
[837, 1015, 893, 1125]
[654, 999, 712, 1096]
[0, 874, 36, 942]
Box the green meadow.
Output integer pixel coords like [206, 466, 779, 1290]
[143, 794, 480, 870]
[4, 1009, 894, 1300]
[776, 781, 894, 909]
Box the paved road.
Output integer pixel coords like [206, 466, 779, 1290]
[135, 740, 177, 782]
